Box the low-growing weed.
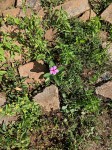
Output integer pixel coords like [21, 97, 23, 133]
[0, 5, 110, 149]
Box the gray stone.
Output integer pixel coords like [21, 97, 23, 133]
[33, 85, 60, 112]
[0, 92, 6, 107]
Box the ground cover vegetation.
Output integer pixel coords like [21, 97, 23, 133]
[0, 0, 112, 149]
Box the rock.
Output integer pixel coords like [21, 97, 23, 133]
[99, 31, 108, 43]
[2, 8, 20, 17]
[0, 25, 18, 33]
[16, 0, 25, 7]
[80, 9, 96, 22]
[18, 61, 47, 84]
[0, 115, 18, 125]
[33, 85, 60, 112]
[54, 0, 90, 18]
[0, 0, 15, 11]
[45, 28, 57, 41]
[101, 3, 112, 24]
[96, 81, 112, 99]
[0, 93, 6, 107]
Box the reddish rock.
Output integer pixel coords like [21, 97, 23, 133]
[33, 85, 60, 112]
[0, 0, 15, 11]
[0, 93, 6, 107]
[101, 3, 112, 24]
[80, 9, 96, 22]
[2, 8, 20, 17]
[96, 81, 112, 99]
[54, 0, 90, 18]
[0, 115, 18, 125]
[18, 61, 47, 84]
[45, 28, 57, 41]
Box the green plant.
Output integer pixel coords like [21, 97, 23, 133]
[0, 5, 110, 149]
[0, 95, 41, 149]
[41, 0, 65, 7]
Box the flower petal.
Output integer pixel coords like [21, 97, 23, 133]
[53, 66, 57, 70]
[55, 69, 59, 73]
[50, 67, 54, 71]
[50, 70, 54, 74]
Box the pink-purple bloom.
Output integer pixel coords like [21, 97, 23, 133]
[50, 66, 59, 75]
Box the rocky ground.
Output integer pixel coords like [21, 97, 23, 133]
[0, 0, 112, 149]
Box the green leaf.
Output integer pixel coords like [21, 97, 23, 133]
[49, 61, 55, 67]
[44, 73, 51, 78]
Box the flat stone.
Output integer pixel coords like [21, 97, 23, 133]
[0, 92, 6, 107]
[33, 85, 60, 112]
[96, 81, 112, 99]
[0, 115, 18, 125]
[101, 3, 112, 24]
[2, 8, 20, 17]
[18, 61, 47, 84]
[80, 9, 96, 22]
[54, 0, 90, 18]
[0, 0, 15, 11]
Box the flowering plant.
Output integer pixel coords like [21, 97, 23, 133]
[44, 61, 64, 86]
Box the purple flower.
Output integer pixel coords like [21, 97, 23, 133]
[50, 66, 59, 75]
